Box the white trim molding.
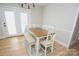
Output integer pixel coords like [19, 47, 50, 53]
[55, 39, 68, 48]
[0, 33, 23, 39]
[55, 27, 72, 48]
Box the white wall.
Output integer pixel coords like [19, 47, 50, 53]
[43, 4, 79, 48]
[30, 6, 43, 24]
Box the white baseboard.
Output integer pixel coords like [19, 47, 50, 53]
[0, 36, 8, 39]
[54, 28, 72, 48]
[55, 39, 68, 48]
[0, 33, 24, 39]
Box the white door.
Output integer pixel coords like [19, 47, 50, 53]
[4, 11, 17, 36]
[20, 13, 28, 33]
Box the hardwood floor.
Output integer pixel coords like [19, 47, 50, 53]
[0, 36, 79, 56]
[0, 36, 28, 56]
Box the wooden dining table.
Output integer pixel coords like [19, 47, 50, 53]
[29, 27, 48, 55]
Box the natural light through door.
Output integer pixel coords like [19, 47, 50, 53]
[5, 11, 17, 35]
[20, 13, 28, 33]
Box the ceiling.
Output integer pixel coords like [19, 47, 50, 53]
[0, 3, 49, 7]
[34, 3, 49, 6]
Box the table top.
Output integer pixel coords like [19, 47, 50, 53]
[29, 27, 48, 37]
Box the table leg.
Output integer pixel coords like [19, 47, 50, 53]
[36, 38, 39, 56]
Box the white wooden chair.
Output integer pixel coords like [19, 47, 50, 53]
[24, 24, 42, 55]
[39, 33, 56, 56]
[42, 25, 55, 34]
[30, 24, 42, 28]
[24, 26, 36, 55]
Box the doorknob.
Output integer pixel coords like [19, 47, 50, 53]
[3, 22, 6, 24]
[4, 25, 6, 27]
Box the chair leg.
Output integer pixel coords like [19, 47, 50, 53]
[45, 47, 47, 56]
[29, 45, 32, 55]
[51, 45, 54, 53]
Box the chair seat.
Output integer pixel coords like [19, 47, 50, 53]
[24, 32, 35, 44]
[40, 40, 53, 47]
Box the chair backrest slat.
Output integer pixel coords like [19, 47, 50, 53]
[46, 33, 56, 43]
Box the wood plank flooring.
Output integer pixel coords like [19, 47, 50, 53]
[0, 36, 28, 56]
[0, 36, 79, 56]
